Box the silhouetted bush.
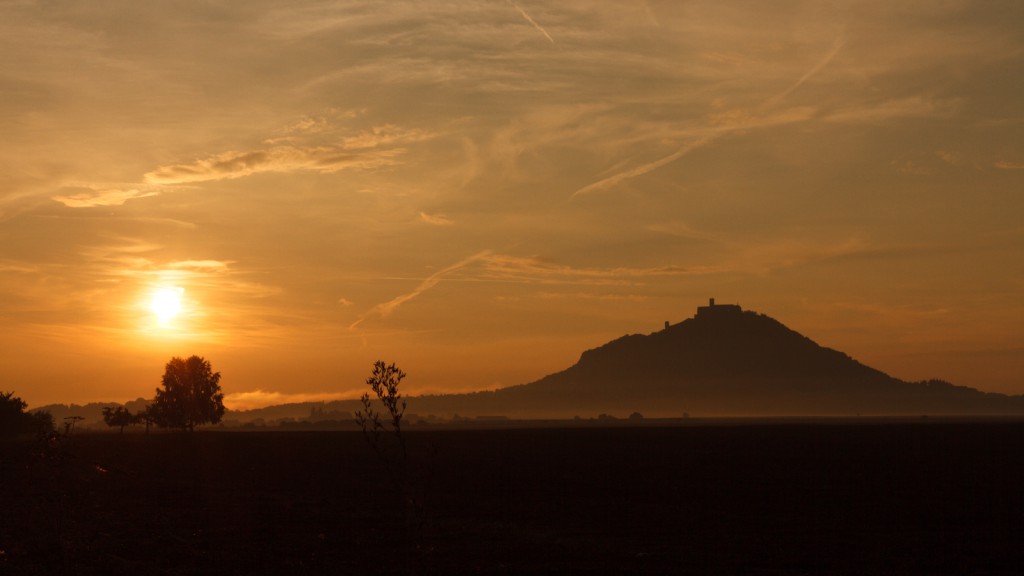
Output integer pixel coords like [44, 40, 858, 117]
[354, 361, 433, 569]
[355, 360, 408, 460]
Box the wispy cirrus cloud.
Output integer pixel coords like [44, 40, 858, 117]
[491, 239, 927, 287]
[266, 109, 366, 143]
[165, 260, 232, 272]
[51, 118, 432, 205]
[568, 31, 847, 199]
[823, 97, 960, 125]
[52, 187, 157, 208]
[569, 104, 819, 199]
[419, 212, 454, 226]
[143, 145, 399, 185]
[77, 238, 280, 303]
[535, 291, 648, 302]
[145, 125, 431, 185]
[476, 254, 704, 284]
[0, 260, 38, 274]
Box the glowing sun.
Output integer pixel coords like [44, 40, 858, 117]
[151, 287, 183, 324]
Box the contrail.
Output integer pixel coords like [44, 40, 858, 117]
[570, 35, 846, 199]
[511, 1, 555, 44]
[638, 0, 660, 27]
[349, 250, 492, 329]
[571, 135, 715, 199]
[762, 34, 846, 110]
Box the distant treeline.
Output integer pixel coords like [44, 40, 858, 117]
[30, 397, 675, 432]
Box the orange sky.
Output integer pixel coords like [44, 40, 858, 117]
[1, 1, 1022, 410]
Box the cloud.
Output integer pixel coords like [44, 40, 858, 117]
[350, 250, 492, 328]
[419, 212, 454, 226]
[166, 260, 232, 271]
[723, 238, 963, 275]
[994, 160, 1024, 170]
[569, 105, 818, 199]
[645, 221, 715, 241]
[699, 51, 750, 66]
[272, 110, 363, 138]
[52, 187, 157, 208]
[77, 237, 166, 271]
[145, 126, 432, 185]
[823, 97, 959, 124]
[568, 91, 958, 199]
[144, 146, 400, 185]
[222, 389, 357, 411]
[567, 32, 850, 200]
[0, 261, 38, 274]
[51, 118, 430, 206]
[339, 124, 431, 149]
[78, 239, 281, 303]
[536, 291, 648, 302]
[478, 254, 700, 284]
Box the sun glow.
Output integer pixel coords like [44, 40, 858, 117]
[151, 287, 183, 325]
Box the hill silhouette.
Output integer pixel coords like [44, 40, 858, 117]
[404, 300, 1024, 418]
[43, 301, 1024, 423]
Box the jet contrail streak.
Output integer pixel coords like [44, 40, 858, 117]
[512, 2, 555, 44]
[571, 135, 714, 199]
[349, 250, 492, 329]
[570, 34, 846, 199]
[763, 35, 846, 110]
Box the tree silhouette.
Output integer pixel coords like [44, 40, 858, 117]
[138, 405, 157, 433]
[101, 406, 135, 434]
[0, 390, 29, 438]
[0, 390, 53, 438]
[152, 356, 225, 431]
[30, 410, 55, 437]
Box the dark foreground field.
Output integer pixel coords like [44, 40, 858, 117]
[2, 422, 1023, 575]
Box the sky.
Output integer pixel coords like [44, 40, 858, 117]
[1, 0, 1022, 410]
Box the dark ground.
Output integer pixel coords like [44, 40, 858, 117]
[2, 421, 1023, 575]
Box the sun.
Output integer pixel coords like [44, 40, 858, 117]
[151, 287, 183, 324]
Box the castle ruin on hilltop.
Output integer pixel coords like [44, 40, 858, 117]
[664, 298, 743, 330]
[695, 297, 742, 317]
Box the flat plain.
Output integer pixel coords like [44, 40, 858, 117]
[3, 421, 1023, 575]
